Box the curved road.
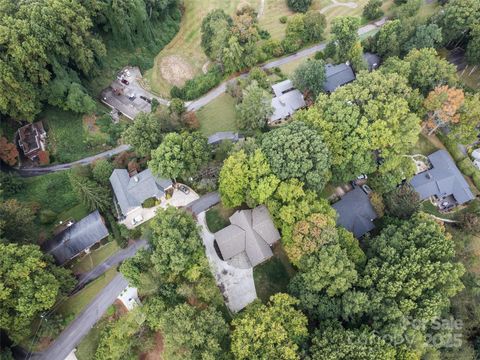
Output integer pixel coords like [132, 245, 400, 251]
[14, 21, 383, 177]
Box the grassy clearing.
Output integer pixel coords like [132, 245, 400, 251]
[70, 241, 120, 274]
[145, 0, 259, 97]
[258, 0, 294, 41]
[40, 107, 111, 164]
[458, 65, 480, 90]
[197, 93, 239, 136]
[57, 268, 118, 319]
[409, 133, 442, 156]
[206, 204, 234, 232]
[253, 244, 295, 302]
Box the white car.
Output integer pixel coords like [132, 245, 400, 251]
[132, 215, 144, 225]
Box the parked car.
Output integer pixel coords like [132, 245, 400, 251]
[121, 79, 129, 85]
[140, 95, 152, 103]
[179, 184, 190, 194]
[356, 174, 368, 180]
[132, 215, 144, 225]
[361, 184, 372, 195]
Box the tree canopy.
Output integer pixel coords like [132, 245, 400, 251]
[219, 149, 280, 208]
[236, 81, 273, 130]
[149, 131, 210, 180]
[0, 243, 74, 342]
[449, 92, 480, 144]
[0, 199, 36, 244]
[296, 71, 421, 183]
[287, 0, 313, 12]
[292, 59, 326, 97]
[231, 293, 308, 360]
[261, 121, 331, 192]
[122, 113, 164, 156]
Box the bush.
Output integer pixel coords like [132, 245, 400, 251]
[438, 134, 466, 162]
[314, 51, 324, 60]
[287, 0, 312, 12]
[258, 29, 271, 40]
[40, 209, 57, 224]
[171, 66, 223, 100]
[142, 197, 157, 208]
[106, 212, 128, 248]
[280, 16, 288, 24]
[151, 98, 160, 113]
[262, 39, 285, 57]
[363, 0, 384, 20]
[369, 192, 385, 217]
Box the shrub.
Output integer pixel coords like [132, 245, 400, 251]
[39, 209, 57, 224]
[363, 0, 384, 20]
[369, 192, 385, 217]
[262, 39, 284, 57]
[314, 51, 324, 60]
[259, 29, 271, 40]
[438, 134, 466, 162]
[151, 98, 160, 113]
[280, 16, 288, 24]
[171, 66, 223, 100]
[287, 0, 312, 12]
[142, 197, 157, 208]
[106, 212, 128, 248]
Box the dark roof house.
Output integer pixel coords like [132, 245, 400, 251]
[363, 52, 381, 71]
[43, 210, 109, 265]
[110, 169, 173, 217]
[270, 79, 306, 123]
[17, 121, 47, 161]
[323, 63, 356, 93]
[410, 150, 474, 206]
[214, 205, 280, 267]
[332, 187, 378, 238]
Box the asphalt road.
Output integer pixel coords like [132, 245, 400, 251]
[186, 191, 220, 215]
[17, 144, 131, 176]
[73, 239, 148, 293]
[32, 274, 128, 360]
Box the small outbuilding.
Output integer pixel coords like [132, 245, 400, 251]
[42, 210, 109, 265]
[214, 205, 280, 267]
[363, 52, 381, 71]
[332, 187, 378, 238]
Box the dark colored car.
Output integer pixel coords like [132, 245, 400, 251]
[121, 79, 129, 85]
[179, 184, 190, 194]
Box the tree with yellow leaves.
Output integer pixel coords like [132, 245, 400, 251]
[423, 85, 465, 135]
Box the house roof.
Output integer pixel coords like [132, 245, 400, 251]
[363, 52, 381, 71]
[17, 121, 46, 156]
[323, 63, 356, 93]
[272, 79, 295, 97]
[332, 187, 377, 238]
[270, 89, 306, 123]
[214, 205, 280, 267]
[42, 210, 109, 265]
[109, 169, 173, 216]
[410, 150, 474, 205]
[207, 131, 241, 145]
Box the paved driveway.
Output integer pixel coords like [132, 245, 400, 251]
[186, 192, 220, 215]
[197, 212, 257, 313]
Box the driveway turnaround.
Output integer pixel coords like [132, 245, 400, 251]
[35, 274, 128, 360]
[186, 191, 220, 215]
[197, 212, 257, 313]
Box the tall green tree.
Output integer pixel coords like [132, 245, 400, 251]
[0, 243, 74, 343]
[466, 24, 480, 65]
[434, 0, 480, 44]
[0, 199, 36, 244]
[68, 172, 111, 211]
[363, 0, 384, 20]
[231, 293, 308, 360]
[303, 11, 327, 42]
[384, 183, 420, 219]
[148, 207, 207, 282]
[149, 131, 210, 180]
[122, 112, 164, 157]
[92, 159, 114, 186]
[292, 59, 326, 97]
[157, 304, 229, 360]
[218, 149, 280, 208]
[450, 93, 480, 144]
[261, 121, 331, 192]
[297, 71, 421, 183]
[287, 0, 313, 12]
[404, 24, 443, 53]
[330, 17, 361, 63]
[374, 20, 405, 58]
[236, 81, 273, 130]
[201, 9, 232, 57]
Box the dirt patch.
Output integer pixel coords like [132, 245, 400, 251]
[113, 299, 129, 318]
[83, 114, 100, 134]
[140, 332, 164, 360]
[159, 55, 195, 86]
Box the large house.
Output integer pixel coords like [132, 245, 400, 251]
[410, 150, 474, 210]
[269, 79, 306, 124]
[332, 187, 378, 238]
[109, 168, 173, 220]
[42, 210, 109, 265]
[17, 121, 47, 161]
[323, 63, 356, 93]
[214, 205, 280, 267]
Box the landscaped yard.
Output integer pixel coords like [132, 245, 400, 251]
[144, 0, 259, 97]
[41, 107, 111, 164]
[206, 204, 234, 232]
[57, 268, 118, 319]
[70, 241, 120, 275]
[409, 133, 442, 156]
[197, 93, 239, 136]
[253, 244, 295, 302]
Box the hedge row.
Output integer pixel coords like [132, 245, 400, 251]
[170, 66, 223, 100]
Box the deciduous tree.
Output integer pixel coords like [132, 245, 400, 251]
[330, 17, 361, 63]
[450, 93, 480, 144]
[0, 137, 19, 166]
[404, 24, 443, 53]
[363, 0, 384, 20]
[292, 59, 326, 97]
[0, 199, 36, 244]
[466, 24, 480, 65]
[424, 85, 465, 135]
[434, 0, 480, 44]
[384, 183, 420, 219]
[149, 131, 210, 180]
[236, 81, 273, 130]
[303, 11, 327, 42]
[231, 293, 308, 360]
[261, 121, 331, 191]
[92, 159, 114, 186]
[287, 0, 313, 12]
[122, 113, 164, 157]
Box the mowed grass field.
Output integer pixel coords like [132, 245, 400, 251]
[197, 93, 239, 136]
[144, 0, 260, 97]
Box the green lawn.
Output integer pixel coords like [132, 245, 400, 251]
[409, 133, 441, 156]
[145, 0, 259, 97]
[57, 268, 118, 319]
[70, 241, 120, 274]
[197, 93, 239, 136]
[41, 107, 111, 163]
[206, 204, 234, 232]
[253, 245, 295, 302]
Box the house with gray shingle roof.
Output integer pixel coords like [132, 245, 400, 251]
[269, 79, 306, 124]
[410, 150, 474, 209]
[214, 205, 280, 267]
[109, 168, 173, 218]
[42, 210, 109, 265]
[332, 187, 378, 238]
[323, 63, 356, 93]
